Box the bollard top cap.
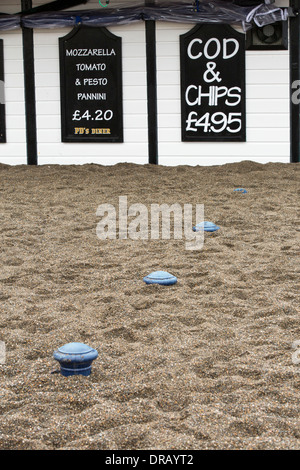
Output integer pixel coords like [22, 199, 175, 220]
[56, 342, 95, 355]
[53, 342, 98, 364]
[233, 188, 247, 193]
[192, 221, 220, 232]
[143, 271, 177, 286]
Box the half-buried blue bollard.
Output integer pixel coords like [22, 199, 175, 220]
[233, 188, 247, 193]
[143, 271, 177, 286]
[192, 221, 220, 232]
[53, 342, 98, 377]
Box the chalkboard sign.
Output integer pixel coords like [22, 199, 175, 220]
[180, 24, 246, 142]
[59, 26, 123, 143]
[0, 39, 6, 144]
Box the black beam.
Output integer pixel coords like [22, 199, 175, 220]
[290, 0, 300, 162]
[145, 0, 158, 164]
[21, 0, 37, 165]
[18, 0, 88, 15]
[0, 39, 6, 143]
[145, 19, 158, 165]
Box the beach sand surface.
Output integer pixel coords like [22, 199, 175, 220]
[0, 160, 299, 450]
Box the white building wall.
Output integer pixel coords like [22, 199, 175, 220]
[0, 0, 291, 165]
[0, 0, 20, 14]
[34, 23, 148, 165]
[156, 22, 290, 166]
[0, 1, 25, 164]
[0, 27, 26, 164]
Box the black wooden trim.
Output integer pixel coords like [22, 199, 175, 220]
[145, 19, 158, 165]
[18, 0, 88, 15]
[0, 39, 6, 143]
[290, 0, 300, 163]
[22, 26, 37, 165]
[21, 1, 37, 165]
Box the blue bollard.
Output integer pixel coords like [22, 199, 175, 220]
[53, 342, 98, 377]
[233, 188, 247, 193]
[192, 221, 220, 232]
[143, 271, 177, 286]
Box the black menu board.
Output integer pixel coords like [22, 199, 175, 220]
[59, 26, 123, 142]
[180, 24, 246, 142]
[0, 39, 6, 144]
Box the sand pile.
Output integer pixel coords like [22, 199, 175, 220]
[0, 160, 299, 450]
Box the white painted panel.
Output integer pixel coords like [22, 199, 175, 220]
[246, 53, 289, 70]
[158, 113, 181, 128]
[6, 129, 26, 143]
[246, 99, 289, 113]
[36, 115, 60, 129]
[5, 87, 24, 102]
[0, 4, 291, 166]
[156, 20, 290, 165]
[35, 73, 60, 87]
[36, 100, 60, 115]
[6, 102, 25, 116]
[6, 46, 23, 60]
[0, 143, 26, 156]
[247, 84, 289, 99]
[34, 59, 59, 73]
[125, 43, 148, 57]
[246, 128, 289, 142]
[157, 42, 180, 57]
[157, 85, 180, 100]
[158, 99, 180, 114]
[247, 69, 289, 84]
[158, 155, 290, 166]
[0, 29, 26, 163]
[37, 142, 147, 156]
[5, 74, 25, 88]
[124, 114, 148, 128]
[159, 142, 288, 156]
[34, 45, 59, 60]
[35, 87, 59, 101]
[4, 59, 23, 74]
[37, 155, 148, 165]
[123, 100, 147, 114]
[123, 85, 147, 100]
[157, 56, 180, 71]
[157, 126, 290, 143]
[123, 58, 146, 72]
[0, 155, 27, 165]
[33, 22, 148, 164]
[246, 113, 289, 128]
[6, 115, 26, 129]
[157, 70, 180, 85]
[0, 1, 20, 14]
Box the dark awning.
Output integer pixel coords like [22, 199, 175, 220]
[0, 1, 291, 32]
